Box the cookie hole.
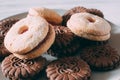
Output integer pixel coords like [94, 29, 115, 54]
[87, 17, 95, 23]
[18, 26, 28, 34]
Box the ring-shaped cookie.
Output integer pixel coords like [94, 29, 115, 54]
[67, 13, 111, 41]
[4, 16, 49, 54]
[13, 25, 55, 59]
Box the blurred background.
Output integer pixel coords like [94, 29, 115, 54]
[0, 0, 120, 25]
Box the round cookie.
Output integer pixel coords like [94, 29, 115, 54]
[46, 57, 91, 80]
[4, 16, 55, 59]
[13, 24, 55, 59]
[0, 18, 19, 59]
[4, 16, 49, 54]
[1, 54, 46, 80]
[67, 13, 111, 41]
[48, 25, 81, 58]
[80, 44, 120, 71]
[28, 7, 62, 25]
[62, 6, 104, 26]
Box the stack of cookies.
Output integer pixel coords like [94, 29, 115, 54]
[1, 8, 58, 80]
[61, 6, 120, 71]
[0, 6, 120, 80]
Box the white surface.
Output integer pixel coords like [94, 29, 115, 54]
[0, 0, 120, 80]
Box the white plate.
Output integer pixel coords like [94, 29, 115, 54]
[0, 9, 120, 80]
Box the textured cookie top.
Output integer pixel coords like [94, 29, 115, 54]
[87, 8, 104, 18]
[0, 18, 19, 58]
[53, 26, 74, 47]
[4, 16, 49, 54]
[0, 18, 19, 38]
[46, 57, 91, 80]
[80, 44, 120, 71]
[1, 54, 46, 79]
[67, 13, 111, 36]
[48, 25, 81, 58]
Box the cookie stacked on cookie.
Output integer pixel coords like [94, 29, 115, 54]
[64, 6, 111, 46]
[0, 6, 120, 80]
[1, 7, 63, 80]
[4, 16, 55, 59]
[1, 17, 49, 80]
[47, 6, 112, 58]
[62, 6, 120, 71]
[67, 12, 111, 42]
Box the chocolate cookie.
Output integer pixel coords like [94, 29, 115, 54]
[1, 54, 46, 80]
[80, 44, 120, 71]
[87, 8, 104, 18]
[46, 57, 91, 80]
[48, 25, 82, 58]
[62, 6, 104, 26]
[0, 18, 19, 59]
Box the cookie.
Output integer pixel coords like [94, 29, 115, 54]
[62, 6, 104, 26]
[0, 18, 19, 59]
[28, 7, 62, 25]
[62, 6, 87, 26]
[80, 44, 120, 71]
[67, 13, 111, 41]
[1, 54, 46, 80]
[46, 57, 91, 80]
[4, 16, 49, 54]
[13, 24, 55, 59]
[48, 25, 81, 58]
[4, 16, 55, 59]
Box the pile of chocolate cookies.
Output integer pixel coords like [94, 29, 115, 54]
[0, 6, 120, 80]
